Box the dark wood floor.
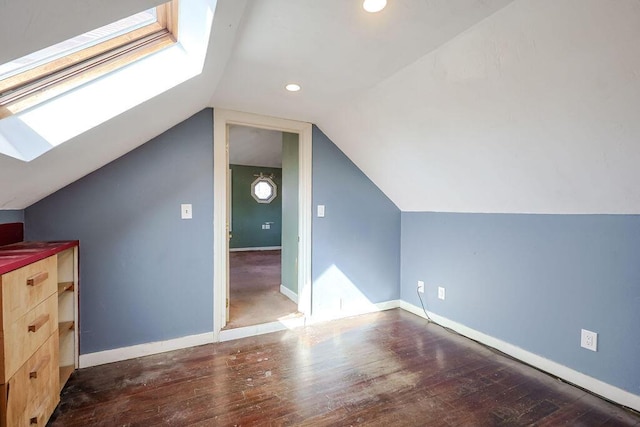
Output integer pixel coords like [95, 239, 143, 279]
[48, 309, 640, 426]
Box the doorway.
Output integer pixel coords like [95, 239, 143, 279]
[225, 126, 299, 329]
[213, 109, 312, 341]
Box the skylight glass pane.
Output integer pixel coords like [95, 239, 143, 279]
[0, 9, 157, 80]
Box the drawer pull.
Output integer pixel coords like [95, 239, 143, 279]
[29, 355, 51, 379]
[30, 416, 38, 425]
[28, 314, 50, 332]
[27, 271, 49, 286]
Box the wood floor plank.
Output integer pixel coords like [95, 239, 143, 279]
[48, 309, 640, 426]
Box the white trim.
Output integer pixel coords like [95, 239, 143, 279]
[219, 317, 307, 342]
[372, 299, 400, 311]
[399, 301, 640, 412]
[280, 284, 298, 303]
[229, 246, 281, 252]
[79, 332, 215, 368]
[309, 300, 400, 323]
[213, 109, 228, 341]
[220, 300, 400, 342]
[213, 109, 313, 341]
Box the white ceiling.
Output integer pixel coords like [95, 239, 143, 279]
[2, 0, 640, 214]
[214, 0, 640, 214]
[212, 0, 514, 124]
[229, 125, 282, 168]
[320, 0, 640, 213]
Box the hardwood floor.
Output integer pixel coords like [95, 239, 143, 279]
[48, 309, 639, 426]
[226, 250, 299, 329]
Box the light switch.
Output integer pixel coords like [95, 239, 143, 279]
[317, 205, 325, 217]
[181, 204, 193, 219]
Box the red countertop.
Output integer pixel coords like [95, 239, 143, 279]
[0, 241, 79, 275]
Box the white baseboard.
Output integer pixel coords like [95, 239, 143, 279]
[280, 284, 298, 303]
[399, 301, 640, 413]
[220, 300, 401, 343]
[229, 246, 281, 252]
[79, 332, 215, 368]
[219, 317, 307, 342]
[309, 299, 400, 323]
[374, 300, 401, 311]
[221, 300, 401, 341]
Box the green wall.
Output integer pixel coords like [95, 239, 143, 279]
[281, 133, 299, 295]
[230, 164, 282, 249]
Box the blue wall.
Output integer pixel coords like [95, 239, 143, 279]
[0, 210, 24, 223]
[401, 212, 640, 395]
[20, 116, 402, 353]
[15, 107, 639, 400]
[25, 109, 214, 354]
[312, 126, 400, 314]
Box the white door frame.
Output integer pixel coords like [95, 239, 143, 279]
[213, 109, 312, 340]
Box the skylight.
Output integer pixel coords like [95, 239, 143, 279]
[0, 10, 157, 81]
[0, 0, 215, 163]
[0, 1, 178, 118]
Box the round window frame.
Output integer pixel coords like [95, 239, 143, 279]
[251, 176, 277, 204]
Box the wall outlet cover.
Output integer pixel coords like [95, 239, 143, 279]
[581, 329, 598, 351]
[417, 280, 425, 293]
[438, 286, 445, 300]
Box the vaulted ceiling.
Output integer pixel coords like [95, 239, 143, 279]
[2, 0, 640, 213]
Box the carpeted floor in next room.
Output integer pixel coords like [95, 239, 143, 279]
[225, 250, 299, 329]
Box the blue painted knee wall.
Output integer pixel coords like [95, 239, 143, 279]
[401, 212, 640, 395]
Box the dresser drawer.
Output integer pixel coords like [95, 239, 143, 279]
[1, 256, 57, 328]
[1, 334, 60, 427]
[1, 295, 58, 382]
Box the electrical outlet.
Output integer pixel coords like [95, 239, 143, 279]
[438, 287, 445, 300]
[581, 329, 598, 352]
[417, 280, 425, 293]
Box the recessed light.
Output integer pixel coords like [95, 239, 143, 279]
[363, 0, 387, 13]
[285, 83, 301, 92]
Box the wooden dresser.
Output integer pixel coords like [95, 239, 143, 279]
[0, 240, 79, 427]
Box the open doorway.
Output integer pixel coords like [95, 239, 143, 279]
[225, 126, 300, 329]
[213, 109, 312, 341]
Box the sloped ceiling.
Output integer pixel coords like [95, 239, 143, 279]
[213, 0, 640, 214]
[2, 0, 640, 214]
[213, 0, 514, 123]
[0, 0, 248, 209]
